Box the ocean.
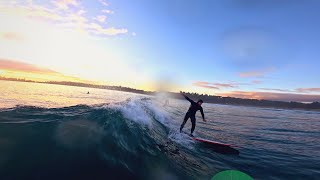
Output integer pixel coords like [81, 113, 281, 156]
[0, 81, 319, 180]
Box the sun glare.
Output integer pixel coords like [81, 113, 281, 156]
[0, 3, 149, 88]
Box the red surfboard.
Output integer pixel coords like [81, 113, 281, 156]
[193, 137, 231, 147]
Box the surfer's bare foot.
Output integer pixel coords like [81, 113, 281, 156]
[190, 133, 194, 137]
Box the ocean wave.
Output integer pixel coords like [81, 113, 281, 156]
[0, 97, 201, 179]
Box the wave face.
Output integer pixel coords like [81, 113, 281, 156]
[0, 98, 210, 180]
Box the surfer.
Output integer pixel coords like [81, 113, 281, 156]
[179, 91, 206, 136]
[163, 99, 169, 107]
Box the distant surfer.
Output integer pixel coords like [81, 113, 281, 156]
[180, 91, 206, 137]
[163, 99, 169, 107]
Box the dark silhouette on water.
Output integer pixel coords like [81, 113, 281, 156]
[179, 91, 206, 136]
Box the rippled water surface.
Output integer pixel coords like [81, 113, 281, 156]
[0, 81, 319, 180]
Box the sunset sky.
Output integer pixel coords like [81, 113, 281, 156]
[0, 0, 320, 102]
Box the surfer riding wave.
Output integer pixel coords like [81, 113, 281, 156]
[179, 91, 206, 136]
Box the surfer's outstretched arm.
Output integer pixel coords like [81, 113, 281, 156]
[200, 107, 206, 122]
[180, 91, 195, 104]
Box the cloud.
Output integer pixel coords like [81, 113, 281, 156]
[239, 71, 265, 78]
[259, 88, 291, 92]
[259, 87, 320, 94]
[1, 3, 65, 22]
[296, 88, 320, 93]
[52, 0, 79, 10]
[101, 9, 114, 14]
[239, 68, 274, 78]
[0, 1, 128, 37]
[193, 81, 241, 89]
[0, 32, 24, 41]
[77, 9, 86, 15]
[0, 59, 57, 74]
[217, 91, 320, 102]
[252, 80, 262, 84]
[0, 2, 146, 88]
[214, 83, 238, 88]
[89, 24, 128, 35]
[98, 0, 109, 6]
[94, 15, 107, 23]
[192, 81, 220, 89]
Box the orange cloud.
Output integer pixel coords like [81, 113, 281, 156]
[0, 59, 57, 74]
[0, 32, 24, 41]
[0, 59, 97, 84]
[217, 91, 320, 102]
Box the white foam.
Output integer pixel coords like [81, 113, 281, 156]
[168, 129, 195, 148]
[107, 97, 153, 126]
[106, 97, 195, 148]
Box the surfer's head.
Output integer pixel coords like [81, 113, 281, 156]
[197, 99, 203, 105]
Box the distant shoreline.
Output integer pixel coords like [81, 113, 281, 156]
[1, 78, 319, 111]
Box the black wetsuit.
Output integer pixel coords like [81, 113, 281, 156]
[180, 94, 205, 134]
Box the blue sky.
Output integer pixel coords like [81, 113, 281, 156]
[105, 0, 320, 95]
[0, 0, 320, 101]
